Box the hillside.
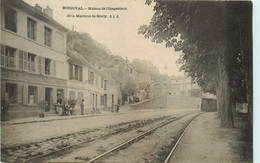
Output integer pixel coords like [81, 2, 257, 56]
[67, 31, 125, 68]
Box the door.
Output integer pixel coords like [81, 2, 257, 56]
[92, 94, 95, 110]
[45, 88, 52, 112]
[95, 94, 98, 109]
[112, 94, 114, 106]
[104, 94, 107, 107]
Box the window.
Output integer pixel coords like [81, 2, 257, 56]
[2, 46, 16, 68]
[45, 58, 51, 75]
[74, 66, 79, 80]
[104, 80, 107, 90]
[28, 53, 36, 72]
[44, 27, 52, 47]
[27, 18, 36, 40]
[104, 94, 107, 107]
[69, 64, 83, 81]
[101, 95, 104, 105]
[5, 7, 17, 32]
[28, 86, 37, 104]
[5, 83, 17, 104]
[88, 70, 94, 85]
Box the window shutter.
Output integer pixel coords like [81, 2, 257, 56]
[69, 64, 73, 79]
[18, 50, 24, 70]
[1, 45, 5, 66]
[79, 67, 83, 81]
[53, 60, 56, 76]
[38, 56, 41, 73]
[49, 60, 53, 76]
[41, 57, 45, 74]
[23, 52, 28, 70]
[23, 85, 28, 105]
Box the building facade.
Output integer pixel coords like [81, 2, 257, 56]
[1, 0, 68, 118]
[99, 68, 120, 110]
[168, 77, 201, 97]
[67, 51, 119, 115]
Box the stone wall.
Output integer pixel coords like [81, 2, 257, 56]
[130, 96, 166, 110]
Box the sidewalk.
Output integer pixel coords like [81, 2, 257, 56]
[170, 112, 253, 163]
[1, 104, 132, 125]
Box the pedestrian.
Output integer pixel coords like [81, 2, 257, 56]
[81, 99, 84, 115]
[116, 104, 120, 113]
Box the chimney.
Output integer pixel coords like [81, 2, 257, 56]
[43, 6, 53, 18]
[35, 4, 42, 12]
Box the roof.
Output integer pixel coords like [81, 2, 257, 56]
[67, 50, 104, 77]
[3, 0, 69, 32]
[98, 69, 118, 85]
[67, 50, 87, 66]
[105, 68, 125, 83]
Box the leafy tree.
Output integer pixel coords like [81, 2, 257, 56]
[139, 1, 252, 128]
[131, 59, 159, 74]
[122, 81, 138, 97]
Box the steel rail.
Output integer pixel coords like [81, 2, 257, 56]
[163, 113, 203, 163]
[24, 114, 178, 162]
[87, 112, 199, 163]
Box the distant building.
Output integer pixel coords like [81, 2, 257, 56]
[127, 63, 138, 82]
[1, 0, 68, 118]
[168, 76, 201, 97]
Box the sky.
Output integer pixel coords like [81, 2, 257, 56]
[24, 0, 183, 76]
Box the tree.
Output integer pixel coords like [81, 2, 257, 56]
[139, 1, 252, 128]
[123, 82, 138, 96]
[131, 59, 159, 74]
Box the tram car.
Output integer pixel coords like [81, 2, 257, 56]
[201, 98, 217, 112]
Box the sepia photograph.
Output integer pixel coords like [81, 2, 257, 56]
[0, 0, 253, 162]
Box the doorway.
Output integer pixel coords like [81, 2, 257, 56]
[45, 88, 52, 112]
[104, 94, 107, 107]
[112, 94, 114, 106]
[92, 94, 95, 110]
[95, 94, 97, 109]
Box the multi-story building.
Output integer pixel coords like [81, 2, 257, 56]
[1, 0, 69, 118]
[67, 50, 119, 114]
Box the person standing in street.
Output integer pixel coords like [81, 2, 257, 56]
[81, 99, 84, 115]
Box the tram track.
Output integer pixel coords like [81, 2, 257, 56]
[164, 113, 203, 163]
[2, 111, 197, 162]
[1, 111, 201, 162]
[85, 112, 203, 163]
